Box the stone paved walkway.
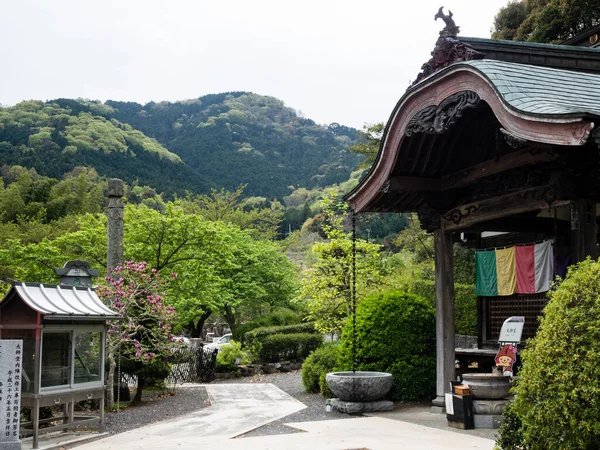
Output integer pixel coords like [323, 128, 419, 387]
[76, 383, 306, 449]
[73, 383, 495, 450]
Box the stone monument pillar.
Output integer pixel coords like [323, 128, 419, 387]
[0, 340, 23, 450]
[107, 179, 125, 275]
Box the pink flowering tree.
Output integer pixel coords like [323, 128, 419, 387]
[97, 261, 182, 408]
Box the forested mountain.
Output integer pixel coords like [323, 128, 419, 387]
[0, 101, 210, 196]
[0, 93, 363, 199]
[103, 92, 362, 198]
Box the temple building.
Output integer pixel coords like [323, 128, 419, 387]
[346, 10, 600, 408]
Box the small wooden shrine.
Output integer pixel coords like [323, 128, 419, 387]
[0, 267, 120, 448]
[346, 10, 600, 407]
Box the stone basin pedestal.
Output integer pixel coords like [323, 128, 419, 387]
[461, 373, 512, 429]
[326, 371, 394, 414]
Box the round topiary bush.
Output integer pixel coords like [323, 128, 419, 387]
[501, 258, 600, 450]
[337, 291, 436, 401]
[301, 344, 339, 394]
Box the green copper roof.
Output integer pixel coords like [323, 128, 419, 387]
[461, 36, 600, 55]
[456, 59, 600, 119]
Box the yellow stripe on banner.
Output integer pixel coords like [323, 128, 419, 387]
[496, 247, 516, 296]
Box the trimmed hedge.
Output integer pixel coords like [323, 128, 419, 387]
[497, 259, 600, 449]
[301, 344, 339, 394]
[406, 279, 477, 336]
[259, 333, 323, 362]
[233, 307, 300, 342]
[337, 291, 436, 401]
[245, 322, 317, 347]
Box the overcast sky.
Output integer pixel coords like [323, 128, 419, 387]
[1, 0, 510, 129]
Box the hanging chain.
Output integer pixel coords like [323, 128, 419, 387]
[352, 212, 357, 373]
[117, 349, 121, 412]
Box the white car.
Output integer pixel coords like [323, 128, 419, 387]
[203, 333, 232, 352]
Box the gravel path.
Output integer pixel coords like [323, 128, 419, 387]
[212, 370, 352, 437]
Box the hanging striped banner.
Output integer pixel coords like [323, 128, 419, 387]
[476, 240, 554, 296]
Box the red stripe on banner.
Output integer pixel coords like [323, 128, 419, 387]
[515, 245, 535, 294]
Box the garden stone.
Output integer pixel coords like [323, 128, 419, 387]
[473, 414, 503, 429]
[261, 363, 277, 374]
[461, 373, 511, 399]
[472, 399, 510, 415]
[329, 398, 394, 414]
[326, 371, 392, 402]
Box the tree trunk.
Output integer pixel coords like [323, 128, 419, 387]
[107, 351, 116, 410]
[132, 376, 145, 406]
[190, 311, 212, 338]
[223, 304, 237, 333]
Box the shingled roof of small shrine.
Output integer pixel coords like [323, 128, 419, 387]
[10, 282, 120, 319]
[438, 59, 600, 119]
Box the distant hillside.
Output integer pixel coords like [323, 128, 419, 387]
[0, 100, 210, 196]
[1, 94, 363, 199]
[103, 93, 363, 198]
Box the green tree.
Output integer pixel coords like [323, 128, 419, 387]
[299, 194, 386, 334]
[492, 0, 600, 43]
[348, 122, 385, 169]
[184, 186, 284, 241]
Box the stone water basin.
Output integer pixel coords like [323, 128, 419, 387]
[461, 373, 511, 399]
[326, 371, 393, 402]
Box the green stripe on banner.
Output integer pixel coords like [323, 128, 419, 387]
[476, 251, 498, 296]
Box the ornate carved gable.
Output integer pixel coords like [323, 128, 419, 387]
[412, 9, 485, 86]
[405, 91, 480, 136]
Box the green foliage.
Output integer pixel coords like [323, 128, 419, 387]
[259, 333, 323, 362]
[120, 358, 171, 386]
[182, 185, 284, 241]
[232, 307, 300, 342]
[299, 193, 387, 334]
[495, 401, 527, 450]
[337, 291, 436, 401]
[503, 258, 600, 449]
[301, 344, 339, 394]
[0, 101, 204, 198]
[245, 322, 318, 355]
[403, 279, 477, 336]
[105, 93, 363, 199]
[348, 122, 385, 169]
[216, 341, 252, 370]
[492, 0, 600, 43]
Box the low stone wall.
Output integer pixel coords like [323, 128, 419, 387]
[214, 361, 303, 379]
[455, 334, 478, 349]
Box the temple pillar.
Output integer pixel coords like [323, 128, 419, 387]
[432, 229, 455, 409]
[571, 200, 597, 263]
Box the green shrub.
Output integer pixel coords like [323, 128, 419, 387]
[301, 344, 339, 393]
[337, 290, 436, 401]
[319, 373, 334, 398]
[259, 333, 323, 362]
[499, 258, 600, 450]
[406, 279, 477, 336]
[245, 322, 318, 355]
[233, 307, 300, 342]
[216, 341, 252, 370]
[495, 401, 526, 450]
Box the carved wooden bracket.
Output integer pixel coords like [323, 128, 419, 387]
[417, 206, 441, 232]
[413, 37, 485, 86]
[405, 91, 480, 137]
[440, 185, 569, 231]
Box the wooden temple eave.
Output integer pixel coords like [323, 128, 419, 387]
[346, 65, 596, 215]
[387, 147, 559, 193]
